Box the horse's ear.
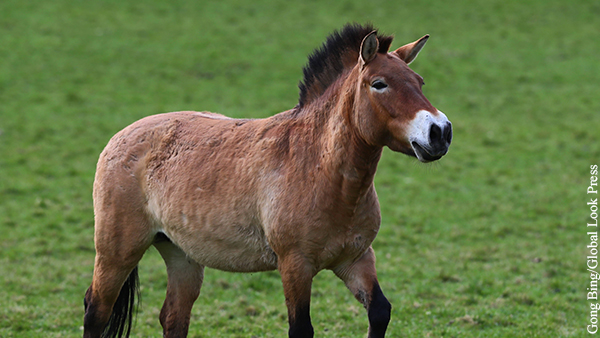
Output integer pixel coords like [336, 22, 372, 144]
[360, 30, 379, 65]
[393, 35, 429, 65]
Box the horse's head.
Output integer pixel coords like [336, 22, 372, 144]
[353, 31, 452, 162]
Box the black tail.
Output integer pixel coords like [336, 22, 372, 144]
[102, 266, 140, 338]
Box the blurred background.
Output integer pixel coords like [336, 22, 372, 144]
[0, 0, 598, 336]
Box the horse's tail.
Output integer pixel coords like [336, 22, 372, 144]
[102, 266, 140, 338]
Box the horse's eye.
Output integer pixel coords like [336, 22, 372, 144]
[371, 80, 388, 90]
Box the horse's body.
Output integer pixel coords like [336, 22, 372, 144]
[84, 24, 452, 338]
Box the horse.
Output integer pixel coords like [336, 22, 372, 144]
[83, 23, 452, 338]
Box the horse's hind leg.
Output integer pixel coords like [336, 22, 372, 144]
[83, 170, 157, 338]
[154, 235, 204, 337]
[83, 217, 154, 338]
[333, 247, 391, 338]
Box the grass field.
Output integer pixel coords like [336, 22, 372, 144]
[1, 0, 599, 337]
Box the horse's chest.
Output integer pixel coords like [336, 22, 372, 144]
[319, 217, 380, 268]
[273, 184, 382, 269]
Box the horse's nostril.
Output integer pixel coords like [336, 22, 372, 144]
[428, 123, 451, 150]
[444, 123, 452, 145]
[429, 124, 442, 144]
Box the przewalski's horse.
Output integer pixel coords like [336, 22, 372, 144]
[83, 23, 452, 338]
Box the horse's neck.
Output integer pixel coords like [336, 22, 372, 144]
[304, 83, 383, 209]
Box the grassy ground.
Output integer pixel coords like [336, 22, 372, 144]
[1, 0, 598, 337]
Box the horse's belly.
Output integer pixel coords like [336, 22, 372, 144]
[187, 236, 278, 272]
[160, 219, 278, 272]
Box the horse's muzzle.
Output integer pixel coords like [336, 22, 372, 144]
[408, 110, 452, 163]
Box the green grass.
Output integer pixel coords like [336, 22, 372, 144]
[1, 0, 598, 336]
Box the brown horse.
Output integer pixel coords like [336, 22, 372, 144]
[83, 23, 452, 338]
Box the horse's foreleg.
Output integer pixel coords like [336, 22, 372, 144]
[278, 254, 315, 338]
[154, 239, 204, 338]
[333, 247, 391, 338]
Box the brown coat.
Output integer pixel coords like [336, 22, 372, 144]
[84, 24, 452, 338]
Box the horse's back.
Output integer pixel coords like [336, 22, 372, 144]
[95, 111, 239, 200]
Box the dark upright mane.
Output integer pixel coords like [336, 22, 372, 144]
[298, 23, 393, 108]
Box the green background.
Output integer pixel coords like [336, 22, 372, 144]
[1, 0, 598, 336]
